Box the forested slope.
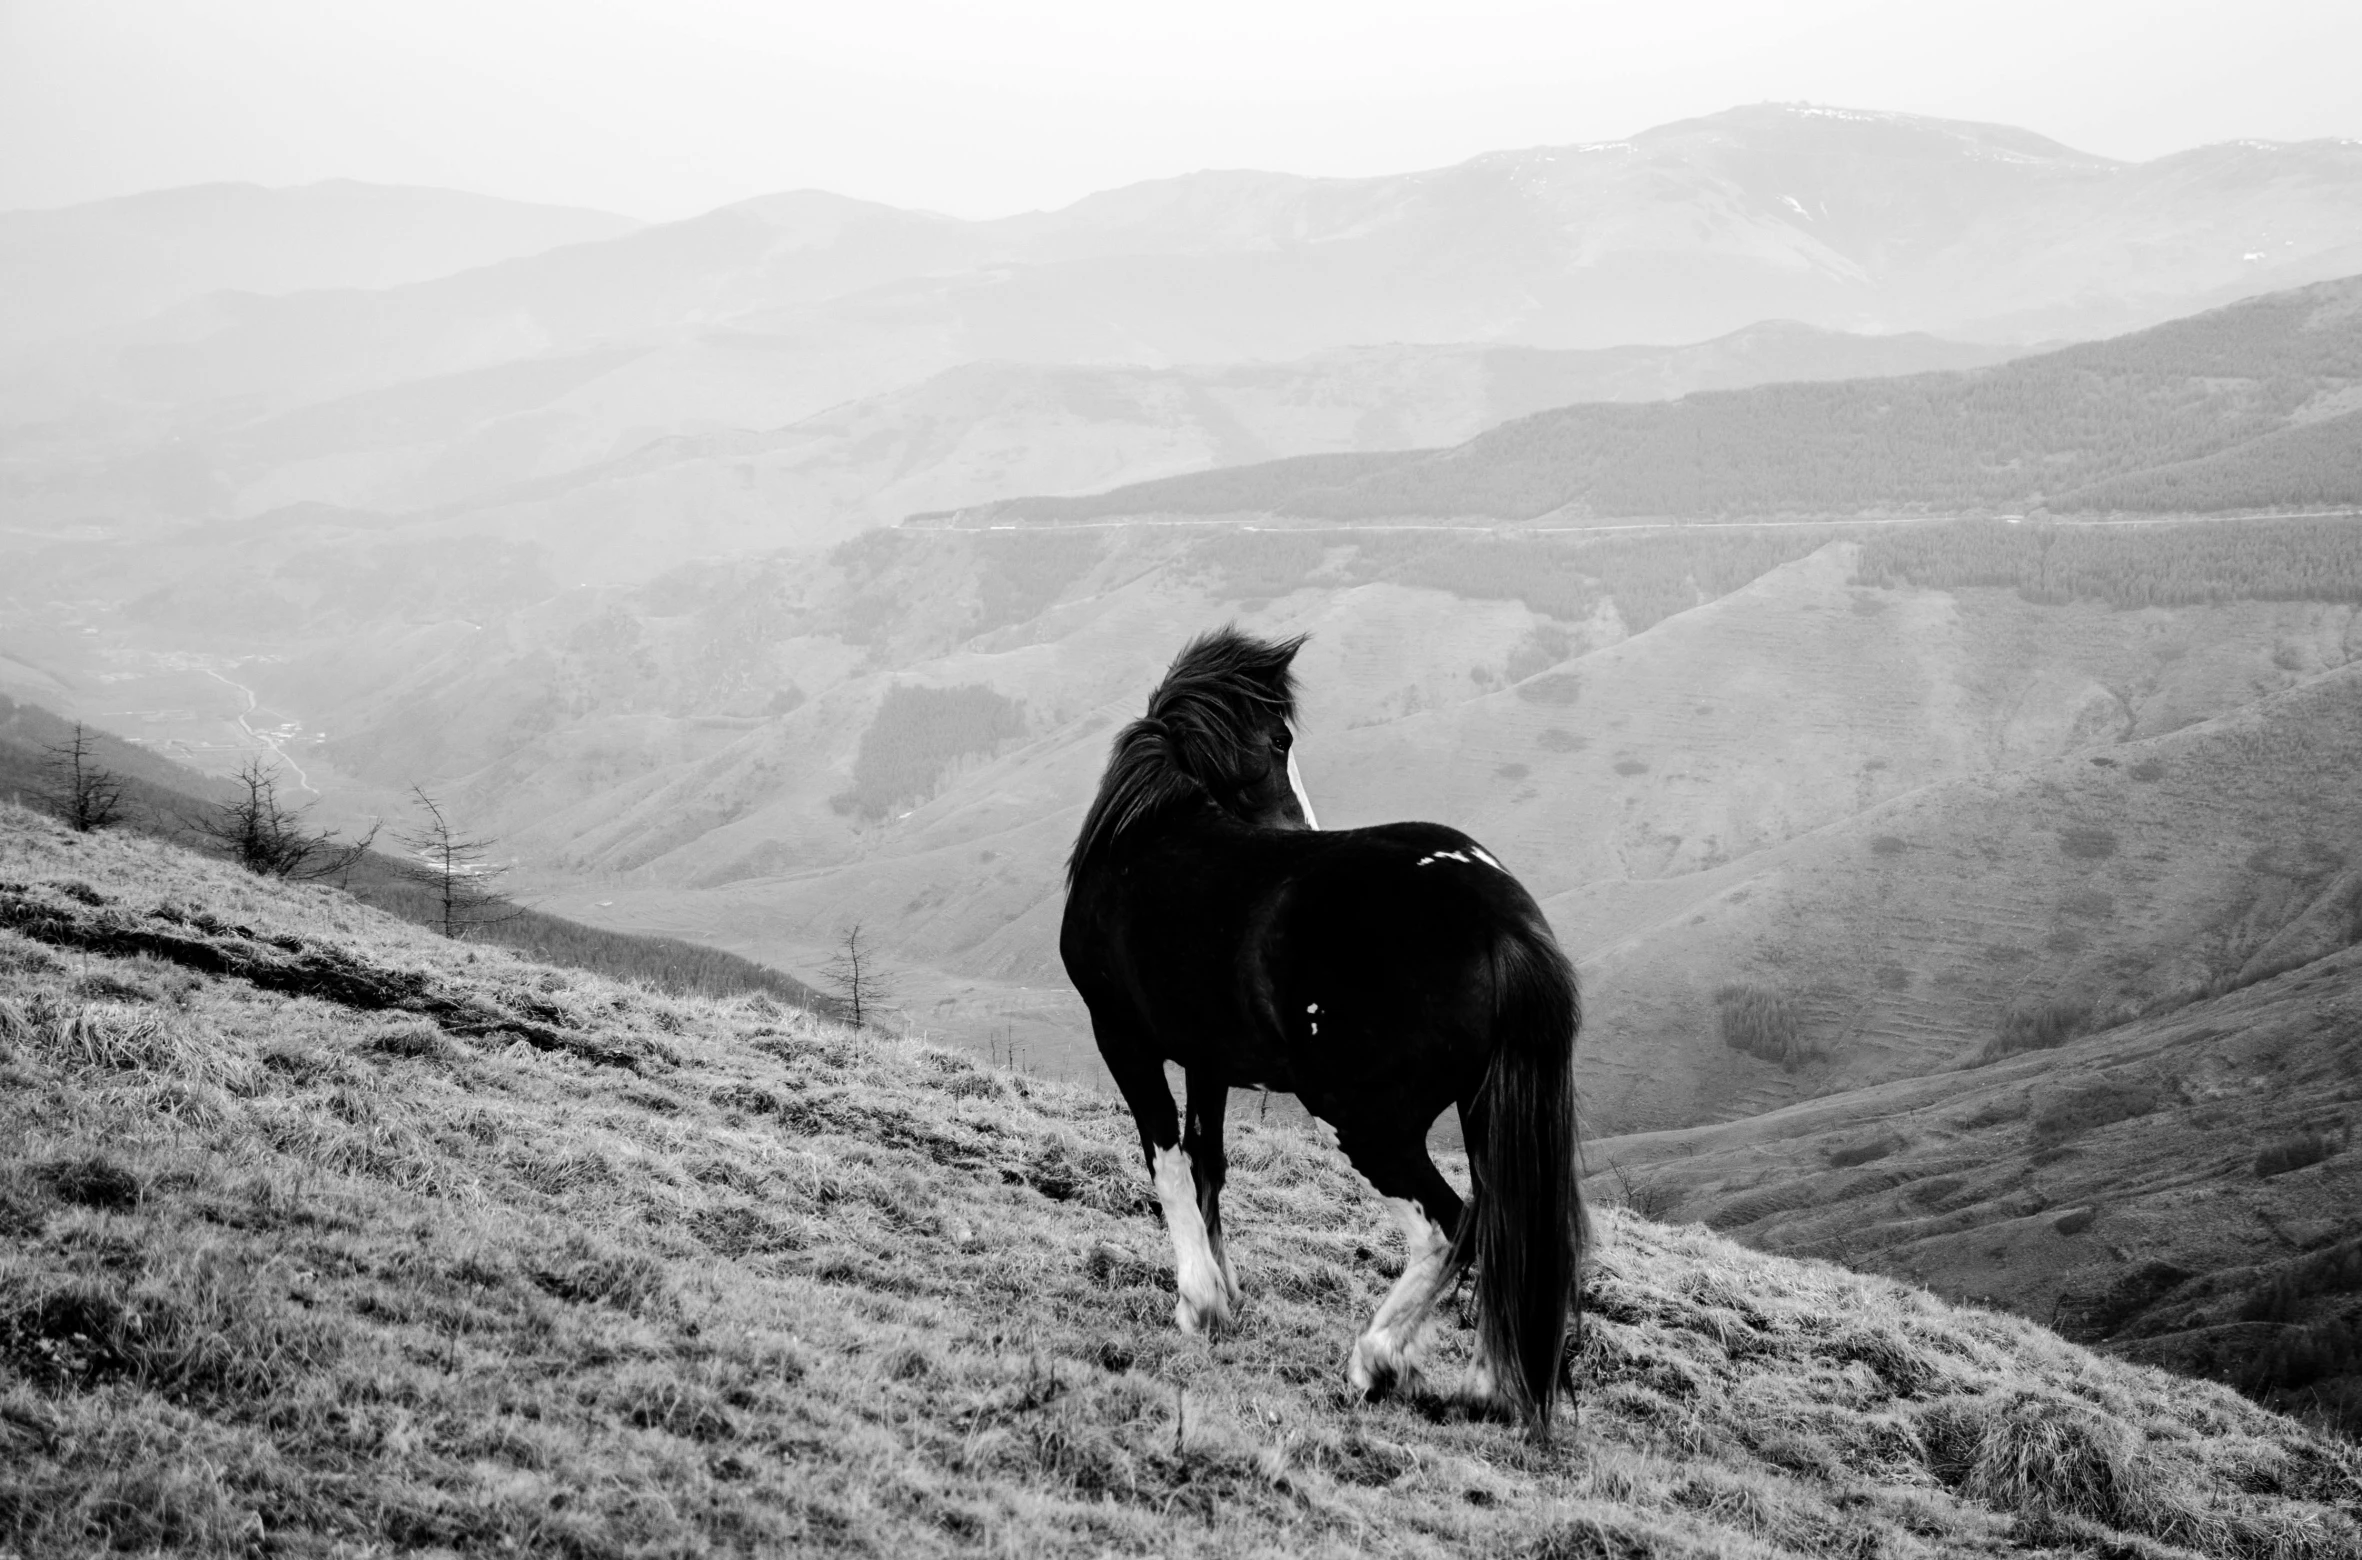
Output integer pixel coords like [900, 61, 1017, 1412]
[948, 273, 2362, 525]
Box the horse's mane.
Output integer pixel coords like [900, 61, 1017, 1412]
[1067, 627, 1303, 887]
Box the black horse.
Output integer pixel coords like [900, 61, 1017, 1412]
[1060, 627, 1587, 1435]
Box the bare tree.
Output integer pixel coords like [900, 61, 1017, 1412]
[42, 724, 126, 833]
[822, 922, 896, 1028]
[189, 758, 375, 879]
[396, 786, 517, 938]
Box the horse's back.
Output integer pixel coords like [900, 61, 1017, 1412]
[1250, 821, 1562, 1110]
[1286, 820, 1550, 949]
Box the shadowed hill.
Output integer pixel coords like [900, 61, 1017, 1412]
[1587, 938, 2362, 1439]
[2, 806, 2357, 1556]
[953, 272, 2362, 525]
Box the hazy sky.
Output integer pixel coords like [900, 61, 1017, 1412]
[4, 0, 2359, 221]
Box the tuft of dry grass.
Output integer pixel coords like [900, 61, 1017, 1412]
[0, 801, 2357, 1557]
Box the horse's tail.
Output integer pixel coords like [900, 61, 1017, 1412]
[1456, 912, 1586, 1438]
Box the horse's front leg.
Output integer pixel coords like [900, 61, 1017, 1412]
[1102, 1039, 1232, 1334]
[1185, 1067, 1242, 1312]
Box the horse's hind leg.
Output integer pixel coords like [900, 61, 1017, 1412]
[1101, 1039, 1232, 1335]
[1334, 1124, 1466, 1400]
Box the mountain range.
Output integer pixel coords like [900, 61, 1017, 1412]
[10, 104, 2362, 547]
[0, 179, 639, 345]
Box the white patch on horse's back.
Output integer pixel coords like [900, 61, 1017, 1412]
[1417, 849, 1474, 867]
[1287, 749, 1319, 831]
[1469, 847, 1504, 871]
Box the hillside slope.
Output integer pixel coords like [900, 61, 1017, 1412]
[2, 805, 2357, 1557]
[963, 272, 2362, 524]
[1555, 651, 2362, 1130]
[1586, 939, 2362, 1437]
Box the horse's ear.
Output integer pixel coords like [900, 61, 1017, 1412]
[1260, 634, 1307, 704]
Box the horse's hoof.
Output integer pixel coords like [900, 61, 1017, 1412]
[1175, 1291, 1232, 1336]
[1455, 1359, 1508, 1416]
[1346, 1334, 1403, 1399]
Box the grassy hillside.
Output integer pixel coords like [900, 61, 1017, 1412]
[2, 807, 2358, 1557]
[1588, 939, 2362, 1440]
[0, 696, 837, 1014]
[957, 273, 2362, 524]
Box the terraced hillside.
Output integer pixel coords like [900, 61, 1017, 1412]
[2, 805, 2358, 1557]
[1586, 938, 2362, 1438]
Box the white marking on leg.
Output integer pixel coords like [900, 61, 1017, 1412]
[1348, 1197, 1454, 1397]
[1287, 750, 1319, 830]
[1153, 1145, 1229, 1334]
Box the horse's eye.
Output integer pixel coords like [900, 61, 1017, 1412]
[1271, 727, 1293, 753]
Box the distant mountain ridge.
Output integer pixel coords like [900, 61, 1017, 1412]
[0, 180, 640, 344]
[949, 272, 2362, 525]
[11, 105, 2362, 424]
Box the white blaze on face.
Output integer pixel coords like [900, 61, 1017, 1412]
[1153, 1144, 1226, 1332]
[1287, 749, 1319, 830]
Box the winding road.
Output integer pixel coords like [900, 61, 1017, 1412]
[204, 666, 319, 797]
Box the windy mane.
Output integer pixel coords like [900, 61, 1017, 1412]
[1067, 628, 1303, 886]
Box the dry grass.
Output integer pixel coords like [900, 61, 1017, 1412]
[1, 802, 2357, 1557]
